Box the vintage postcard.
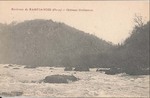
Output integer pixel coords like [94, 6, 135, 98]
[0, 0, 149, 98]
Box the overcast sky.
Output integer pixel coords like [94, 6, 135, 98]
[0, 1, 149, 44]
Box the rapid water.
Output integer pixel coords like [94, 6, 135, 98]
[0, 64, 149, 97]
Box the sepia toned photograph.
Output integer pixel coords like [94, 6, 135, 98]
[0, 0, 149, 98]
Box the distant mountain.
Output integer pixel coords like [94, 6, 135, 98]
[0, 19, 114, 67]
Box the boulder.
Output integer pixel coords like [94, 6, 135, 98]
[4, 66, 9, 68]
[24, 66, 36, 69]
[0, 91, 23, 97]
[13, 68, 20, 69]
[96, 68, 110, 72]
[74, 65, 89, 71]
[64, 66, 73, 71]
[8, 64, 13, 67]
[105, 68, 122, 75]
[49, 67, 54, 70]
[43, 75, 78, 83]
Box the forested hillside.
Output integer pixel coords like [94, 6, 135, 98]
[119, 21, 149, 71]
[107, 21, 149, 75]
[0, 19, 114, 67]
[0, 19, 149, 72]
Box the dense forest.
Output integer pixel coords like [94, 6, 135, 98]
[0, 19, 114, 67]
[0, 19, 149, 74]
[113, 20, 149, 74]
